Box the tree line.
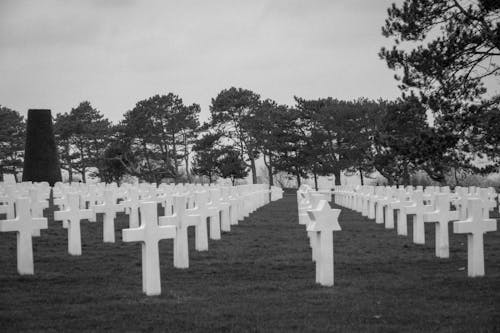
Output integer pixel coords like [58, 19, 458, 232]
[0, 89, 497, 187]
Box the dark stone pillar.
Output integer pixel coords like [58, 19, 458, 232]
[22, 109, 62, 186]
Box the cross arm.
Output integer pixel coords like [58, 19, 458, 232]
[122, 227, 145, 243]
[0, 218, 19, 232]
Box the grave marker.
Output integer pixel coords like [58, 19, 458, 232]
[454, 198, 497, 277]
[122, 201, 176, 296]
[122, 187, 140, 228]
[423, 193, 458, 258]
[403, 191, 432, 243]
[54, 192, 94, 255]
[93, 190, 124, 243]
[306, 200, 341, 286]
[0, 197, 47, 274]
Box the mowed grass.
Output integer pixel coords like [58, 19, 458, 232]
[0, 190, 499, 332]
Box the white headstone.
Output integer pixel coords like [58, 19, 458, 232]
[423, 193, 457, 258]
[454, 198, 497, 277]
[207, 189, 222, 240]
[0, 197, 47, 274]
[217, 188, 231, 232]
[29, 188, 49, 237]
[306, 200, 341, 287]
[94, 190, 124, 243]
[159, 195, 200, 269]
[403, 191, 432, 243]
[122, 187, 140, 228]
[3, 174, 16, 184]
[54, 192, 94, 255]
[190, 191, 209, 251]
[122, 201, 176, 296]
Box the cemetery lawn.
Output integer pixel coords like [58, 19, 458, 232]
[1, 191, 499, 332]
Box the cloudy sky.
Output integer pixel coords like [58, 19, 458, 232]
[1, 0, 403, 123]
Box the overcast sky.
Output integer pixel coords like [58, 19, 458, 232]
[0, 0, 403, 123]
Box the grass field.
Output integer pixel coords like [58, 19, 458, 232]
[1, 191, 499, 332]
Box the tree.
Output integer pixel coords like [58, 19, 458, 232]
[210, 87, 261, 184]
[294, 97, 381, 185]
[99, 140, 129, 184]
[122, 93, 200, 184]
[342, 99, 387, 185]
[0, 106, 25, 181]
[191, 132, 223, 184]
[216, 148, 249, 185]
[54, 101, 111, 182]
[373, 97, 459, 185]
[177, 104, 200, 181]
[251, 99, 291, 186]
[271, 107, 310, 187]
[99, 124, 151, 183]
[54, 112, 78, 182]
[380, 0, 500, 168]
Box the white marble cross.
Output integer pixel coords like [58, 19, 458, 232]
[423, 193, 459, 258]
[229, 188, 243, 224]
[122, 201, 176, 296]
[0, 186, 16, 219]
[29, 188, 49, 237]
[453, 187, 470, 220]
[93, 190, 125, 243]
[189, 191, 209, 251]
[306, 193, 329, 263]
[375, 188, 390, 225]
[298, 191, 312, 225]
[122, 187, 140, 228]
[207, 189, 222, 239]
[383, 189, 404, 229]
[159, 195, 200, 268]
[216, 188, 231, 232]
[0, 197, 47, 274]
[29, 188, 48, 218]
[454, 198, 497, 277]
[388, 191, 413, 236]
[306, 200, 342, 287]
[81, 185, 98, 222]
[403, 191, 432, 243]
[54, 192, 94, 255]
[389, 190, 413, 236]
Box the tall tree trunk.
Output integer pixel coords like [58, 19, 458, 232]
[333, 168, 341, 186]
[313, 170, 318, 191]
[249, 155, 257, 184]
[263, 152, 274, 186]
[183, 134, 191, 181]
[402, 162, 410, 186]
[359, 167, 364, 185]
[81, 166, 86, 183]
[172, 133, 178, 183]
[68, 166, 73, 183]
[263, 153, 274, 202]
[268, 156, 274, 186]
[296, 169, 301, 188]
[184, 153, 190, 181]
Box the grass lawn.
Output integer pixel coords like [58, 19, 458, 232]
[1, 190, 499, 332]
